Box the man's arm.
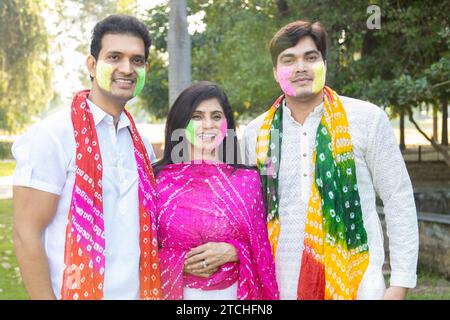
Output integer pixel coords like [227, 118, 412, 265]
[13, 186, 60, 300]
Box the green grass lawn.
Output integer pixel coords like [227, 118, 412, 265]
[0, 161, 15, 177]
[406, 272, 450, 300]
[0, 197, 449, 300]
[0, 199, 28, 299]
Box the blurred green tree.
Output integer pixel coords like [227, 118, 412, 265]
[139, 0, 449, 159]
[0, 0, 53, 132]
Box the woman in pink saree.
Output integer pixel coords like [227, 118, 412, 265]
[153, 82, 279, 300]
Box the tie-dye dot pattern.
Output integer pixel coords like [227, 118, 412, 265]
[257, 87, 369, 300]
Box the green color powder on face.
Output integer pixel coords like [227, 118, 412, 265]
[96, 60, 114, 92]
[133, 67, 146, 97]
[185, 120, 200, 147]
[312, 61, 327, 94]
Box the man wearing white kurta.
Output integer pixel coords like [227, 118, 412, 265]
[242, 20, 418, 300]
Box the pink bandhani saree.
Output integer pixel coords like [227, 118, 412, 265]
[156, 162, 279, 300]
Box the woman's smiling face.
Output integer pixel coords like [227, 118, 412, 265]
[185, 98, 228, 158]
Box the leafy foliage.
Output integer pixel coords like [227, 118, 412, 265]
[138, 0, 449, 125]
[0, 0, 53, 132]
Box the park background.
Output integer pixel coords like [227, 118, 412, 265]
[0, 0, 449, 299]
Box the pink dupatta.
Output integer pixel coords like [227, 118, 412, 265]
[156, 162, 279, 300]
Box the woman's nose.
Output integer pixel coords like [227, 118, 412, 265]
[202, 117, 214, 129]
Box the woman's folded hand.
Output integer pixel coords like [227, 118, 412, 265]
[183, 242, 238, 277]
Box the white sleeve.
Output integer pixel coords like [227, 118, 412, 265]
[366, 110, 419, 288]
[12, 125, 68, 195]
[240, 129, 249, 166]
[241, 125, 258, 167]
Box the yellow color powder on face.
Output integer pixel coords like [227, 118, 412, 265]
[312, 61, 327, 94]
[96, 61, 114, 92]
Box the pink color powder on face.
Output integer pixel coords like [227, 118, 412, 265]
[213, 118, 228, 148]
[276, 67, 296, 97]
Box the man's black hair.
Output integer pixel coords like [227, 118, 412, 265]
[90, 14, 151, 61]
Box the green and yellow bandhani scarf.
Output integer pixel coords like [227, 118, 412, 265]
[256, 86, 369, 300]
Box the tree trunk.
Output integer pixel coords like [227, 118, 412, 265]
[442, 98, 448, 146]
[276, 0, 289, 18]
[168, 0, 191, 107]
[399, 108, 406, 150]
[432, 104, 438, 143]
[408, 108, 450, 167]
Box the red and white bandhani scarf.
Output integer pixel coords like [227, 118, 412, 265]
[60, 90, 161, 300]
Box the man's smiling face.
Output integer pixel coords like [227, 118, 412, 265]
[91, 33, 148, 102]
[274, 36, 326, 99]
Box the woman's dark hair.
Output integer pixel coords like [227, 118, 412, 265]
[269, 20, 327, 66]
[153, 81, 249, 176]
[90, 14, 152, 61]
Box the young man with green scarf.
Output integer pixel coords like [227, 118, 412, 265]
[242, 20, 418, 300]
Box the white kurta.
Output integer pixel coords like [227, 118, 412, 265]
[242, 96, 418, 300]
[12, 100, 156, 299]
